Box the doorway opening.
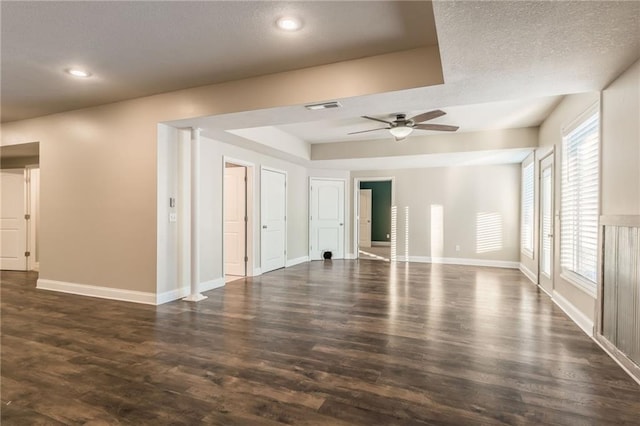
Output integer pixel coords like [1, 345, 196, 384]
[355, 178, 394, 261]
[0, 142, 40, 272]
[223, 159, 254, 282]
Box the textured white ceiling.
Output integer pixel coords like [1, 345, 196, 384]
[172, 0, 639, 148]
[4, 0, 639, 171]
[1, 1, 436, 122]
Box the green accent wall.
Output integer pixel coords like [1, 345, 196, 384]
[359, 181, 391, 242]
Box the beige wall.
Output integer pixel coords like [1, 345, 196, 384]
[1, 47, 442, 294]
[351, 164, 521, 264]
[529, 91, 600, 320]
[312, 127, 538, 160]
[602, 60, 640, 216]
[522, 58, 640, 324]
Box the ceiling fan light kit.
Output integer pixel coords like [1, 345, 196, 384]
[389, 126, 413, 140]
[349, 109, 459, 141]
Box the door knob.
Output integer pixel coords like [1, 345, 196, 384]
[262, 225, 267, 229]
[339, 223, 343, 226]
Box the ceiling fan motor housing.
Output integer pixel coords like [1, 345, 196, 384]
[394, 114, 412, 127]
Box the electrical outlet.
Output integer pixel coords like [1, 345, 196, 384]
[455, 245, 460, 252]
[386, 234, 390, 239]
[169, 213, 177, 223]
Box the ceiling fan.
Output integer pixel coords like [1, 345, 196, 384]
[348, 110, 459, 141]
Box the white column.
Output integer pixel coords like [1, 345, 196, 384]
[183, 127, 207, 302]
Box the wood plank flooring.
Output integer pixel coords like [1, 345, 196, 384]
[2, 262, 639, 425]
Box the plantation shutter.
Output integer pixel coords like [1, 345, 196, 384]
[521, 158, 534, 255]
[561, 107, 599, 287]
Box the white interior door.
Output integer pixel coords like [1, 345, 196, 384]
[309, 179, 344, 260]
[359, 189, 372, 248]
[224, 166, 246, 276]
[539, 154, 554, 292]
[261, 168, 286, 273]
[1, 169, 27, 271]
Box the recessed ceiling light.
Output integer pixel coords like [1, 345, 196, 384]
[276, 16, 302, 31]
[66, 68, 92, 78]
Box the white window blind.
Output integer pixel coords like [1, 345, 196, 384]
[561, 107, 599, 289]
[521, 159, 534, 256]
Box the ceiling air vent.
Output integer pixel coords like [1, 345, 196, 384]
[305, 101, 342, 110]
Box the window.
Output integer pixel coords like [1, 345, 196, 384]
[521, 155, 534, 257]
[560, 105, 599, 292]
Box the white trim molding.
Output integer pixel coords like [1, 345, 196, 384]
[551, 290, 594, 337]
[394, 256, 519, 269]
[200, 277, 226, 292]
[286, 256, 309, 267]
[38, 279, 156, 305]
[519, 263, 537, 284]
[157, 277, 226, 305]
[156, 287, 190, 305]
[39, 277, 226, 306]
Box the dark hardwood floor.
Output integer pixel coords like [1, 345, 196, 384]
[2, 262, 639, 425]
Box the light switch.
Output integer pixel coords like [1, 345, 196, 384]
[169, 213, 177, 223]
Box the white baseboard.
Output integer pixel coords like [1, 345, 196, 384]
[156, 287, 190, 305]
[519, 263, 537, 284]
[345, 253, 357, 260]
[156, 277, 226, 305]
[252, 268, 262, 277]
[286, 256, 309, 267]
[200, 277, 225, 292]
[592, 336, 640, 386]
[393, 256, 518, 269]
[551, 290, 594, 337]
[537, 283, 553, 298]
[38, 277, 226, 306]
[37, 279, 156, 305]
[371, 241, 391, 247]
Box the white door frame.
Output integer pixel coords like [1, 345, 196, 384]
[308, 177, 346, 260]
[261, 166, 287, 273]
[26, 165, 40, 271]
[538, 149, 555, 292]
[352, 177, 395, 259]
[222, 156, 256, 277]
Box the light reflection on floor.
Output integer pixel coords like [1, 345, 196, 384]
[358, 246, 391, 261]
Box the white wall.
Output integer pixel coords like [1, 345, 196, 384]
[157, 130, 311, 298]
[351, 164, 521, 266]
